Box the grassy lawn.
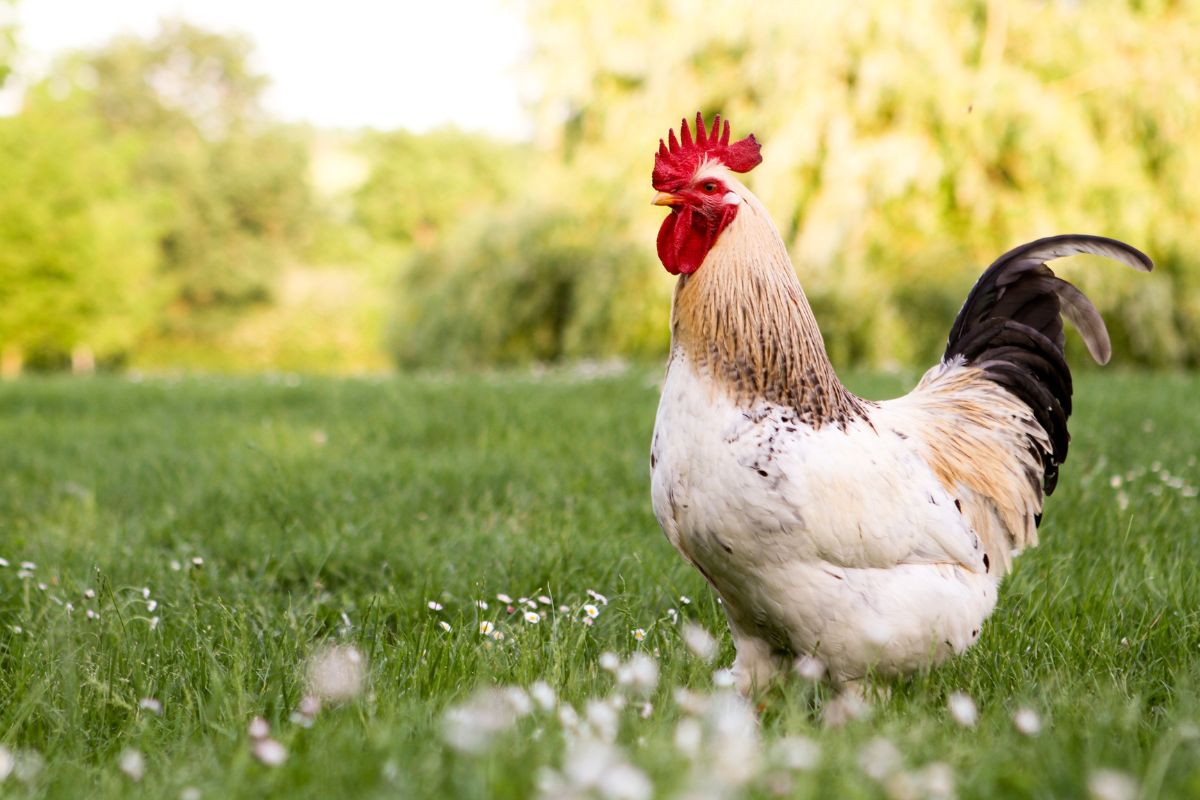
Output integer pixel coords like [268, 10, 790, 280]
[1, 367, 1199, 799]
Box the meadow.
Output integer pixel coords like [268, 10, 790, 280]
[1, 367, 1199, 799]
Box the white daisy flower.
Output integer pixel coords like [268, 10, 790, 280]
[479, 621, 495, 635]
[583, 604, 600, 618]
[427, 601, 444, 611]
[631, 628, 646, 642]
[439, 621, 452, 632]
[496, 593, 513, 603]
[247, 717, 270, 739]
[476, 600, 488, 610]
[138, 698, 163, 715]
[587, 589, 609, 605]
[537, 595, 552, 605]
[523, 611, 540, 624]
[679, 595, 691, 605]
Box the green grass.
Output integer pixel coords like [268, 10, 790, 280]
[1, 367, 1199, 798]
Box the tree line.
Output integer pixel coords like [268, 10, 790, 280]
[2, 3, 1199, 374]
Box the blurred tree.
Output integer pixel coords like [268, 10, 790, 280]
[0, 0, 14, 90]
[388, 204, 660, 369]
[51, 21, 314, 338]
[523, 0, 1200, 367]
[0, 86, 159, 371]
[355, 129, 528, 248]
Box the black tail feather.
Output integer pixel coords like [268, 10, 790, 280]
[944, 234, 1152, 496]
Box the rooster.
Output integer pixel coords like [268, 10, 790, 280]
[648, 113, 1152, 690]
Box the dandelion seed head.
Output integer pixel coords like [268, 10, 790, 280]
[306, 644, 366, 703]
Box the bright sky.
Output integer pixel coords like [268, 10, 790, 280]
[4, 0, 532, 138]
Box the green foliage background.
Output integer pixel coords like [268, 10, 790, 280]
[1, 2, 1198, 372]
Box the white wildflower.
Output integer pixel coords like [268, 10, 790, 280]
[1013, 707, 1042, 736]
[772, 735, 821, 771]
[823, 690, 871, 728]
[631, 628, 646, 642]
[0, 747, 13, 781]
[299, 695, 321, 717]
[0, 557, 8, 568]
[583, 604, 600, 618]
[141, 587, 151, 599]
[1110, 475, 1123, 489]
[599, 652, 621, 672]
[530, 680, 557, 711]
[712, 669, 736, 688]
[496, 593, 513, 603]
[83, 589, 96, 600]
[427, 601, 443, 611]
[147, 600, 158, 612]
[948, 691, 978, 727]
[587, 589, 609, 605]
[248, 717, 270, 739]
[916, 761, 956, 799]
[666, 608, 678, 623]
[586, 699, 620, 743]
[538, 595, 552, 605]
[680, 595, 691, 604]
[524, 611, 540, 624]
[639, 702, 653, 719]
[438, 621, 452, 632]
[19, 561, 35, 570]
[617, 653, 659, 694]
[794, 655, 826, 682]
[190, 557, 203, 567]
[682, 623, 717, 662]
[307, 644, 366, 702]
[443, 687, 532, 753]
[858, 737, 902, 782]
[705, 691, 761, 786]
[674, 717, 702, 757]
[170, 560, 182, 571]
[138, 697, 163, 715]
[118, 749, 145, 781]
[476, 600, 488, 610]
[479, 621, 495, 635]
[558, 605, 570, 613]
[1088, 769, 1138, 800]
[252, 739, 287, 767]
[149, 616, 160, 630]
[86, 609, 99, 621]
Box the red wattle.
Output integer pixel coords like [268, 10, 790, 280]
[656, 204, 737, 275]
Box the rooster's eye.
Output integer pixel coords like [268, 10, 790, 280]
[702, 182, 718, 193]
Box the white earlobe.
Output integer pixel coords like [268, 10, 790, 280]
[723, 192, 742, 206]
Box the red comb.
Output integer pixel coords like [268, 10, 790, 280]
[652, 112, 762, 190]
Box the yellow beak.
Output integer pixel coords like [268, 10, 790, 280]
[652, 191, 682, 207]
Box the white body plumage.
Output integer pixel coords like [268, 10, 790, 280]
[651, 354, 1001, 687]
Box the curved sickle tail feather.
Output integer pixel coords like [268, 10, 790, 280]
[943, 234, 1153, 495]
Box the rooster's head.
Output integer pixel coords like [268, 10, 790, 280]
[652, 113, 762, 275]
